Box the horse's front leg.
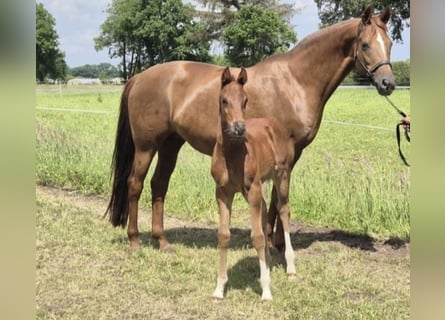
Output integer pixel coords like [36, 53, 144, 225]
[249, 182, 272, 301]
[212, 187, 234, 299]
[150, 136, 184, 252]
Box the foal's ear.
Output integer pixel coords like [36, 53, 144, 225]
[221, 67, 233, 87]
[237, 67, 247, 85]
[380, 6, 391, 24]
[361, 5, 373, 25]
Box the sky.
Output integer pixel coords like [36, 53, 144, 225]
[37, 0, 410, 68]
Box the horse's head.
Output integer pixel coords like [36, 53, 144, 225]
[219, 67, 248, 140]
[354, 6, 395, 96]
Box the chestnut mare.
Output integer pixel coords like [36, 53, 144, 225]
[211, 67, 295, 300]
[106, 6, 395, 252]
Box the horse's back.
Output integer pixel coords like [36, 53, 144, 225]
[127, 61, 227, 154]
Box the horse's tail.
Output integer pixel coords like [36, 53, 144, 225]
[105, 77, 136, 227]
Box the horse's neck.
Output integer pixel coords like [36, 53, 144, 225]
[287, 19, 359, 106]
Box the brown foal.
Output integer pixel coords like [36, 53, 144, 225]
[211, 67, 296, 301]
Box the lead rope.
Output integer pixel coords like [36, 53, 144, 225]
[383, 96, 410, 167]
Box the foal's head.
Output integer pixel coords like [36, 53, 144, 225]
[354, 6, 395, 95]
[219, 67, 248, 140]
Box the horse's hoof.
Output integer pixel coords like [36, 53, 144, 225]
[160, 244, 176, 254]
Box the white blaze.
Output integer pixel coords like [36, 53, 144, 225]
[376, 32, 388, 59]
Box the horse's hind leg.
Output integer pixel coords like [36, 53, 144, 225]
[150, 134, 185, 251]
[127, 148, 156, 250]
[267, 186, 285, 252]
[250, 182, 272, 301]
[275, 172, 296, 277]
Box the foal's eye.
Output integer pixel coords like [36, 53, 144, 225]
[362, 42, 370, 51]
[220, 97, 228, 107]
[243, 98, 248, 109]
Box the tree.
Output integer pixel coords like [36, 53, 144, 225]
[314, 0, 410, 42]
[222, 5, 296, 66]
[36, 3, 67, 82]
[95, 0, 212, 79]
[195, 0, 296, 43]
[69, 63, 120, 79]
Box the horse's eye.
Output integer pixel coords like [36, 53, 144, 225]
[220, 97, 228, 107]
[362, 42, 370, 51]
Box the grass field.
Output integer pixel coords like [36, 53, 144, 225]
[36, 84, 410, 239]
[36, 185, 409, 320]
[36, 84, 410, 319]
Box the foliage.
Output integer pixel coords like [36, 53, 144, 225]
[95, 0, 212, 79]
[36, 3, 67, 82]
[195, 0, 296, 42]
[69, 63, 120, 79]
[342, 60, 410, 86]
[212, 54, 230, 66]
[314, 0, 410, 42]
[392, 60, 410, 86]
[222, 5, 296, 66]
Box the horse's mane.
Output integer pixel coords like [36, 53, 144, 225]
[291, 18, 359, 53]
[256, 18, 359, 65]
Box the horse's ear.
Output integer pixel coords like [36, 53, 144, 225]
[221, 67, 232, 87]
[361, 5, 373, 25]
[237, 67, 247, 85]
[380, 6, 391, 24]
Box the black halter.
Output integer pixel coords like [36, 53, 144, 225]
[354, 23, 392, 84]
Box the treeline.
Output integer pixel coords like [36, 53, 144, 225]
[65, 59, 410, 86]
[68, 63, 120, 80]
[342, 60, 410, 86]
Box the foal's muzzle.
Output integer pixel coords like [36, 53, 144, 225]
[229, 121, 246, 139]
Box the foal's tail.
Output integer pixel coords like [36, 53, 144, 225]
[105, 78, 136, 227]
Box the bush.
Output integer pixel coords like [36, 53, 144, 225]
[392, 60, 410, 86]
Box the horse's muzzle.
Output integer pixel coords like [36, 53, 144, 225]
[375, 77, 395, 96]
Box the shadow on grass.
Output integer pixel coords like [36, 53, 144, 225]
[112, 225, 409, 252]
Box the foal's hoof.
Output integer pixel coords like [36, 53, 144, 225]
[160, 244, 176, 254]
[212, 293, 224, 300]
[261, 293, 273, 301]
[287, 273, 297, 281]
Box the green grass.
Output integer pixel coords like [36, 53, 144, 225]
[36, 187, 410, 320]
[36, 85, 410, 239]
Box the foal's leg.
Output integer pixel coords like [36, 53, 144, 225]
[150, 134, 185, 251]
[212, 187, 234, 299]
[127, 148, 156, 250]
[249, 182, 272, 301]
[275, 172, 296, 277]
